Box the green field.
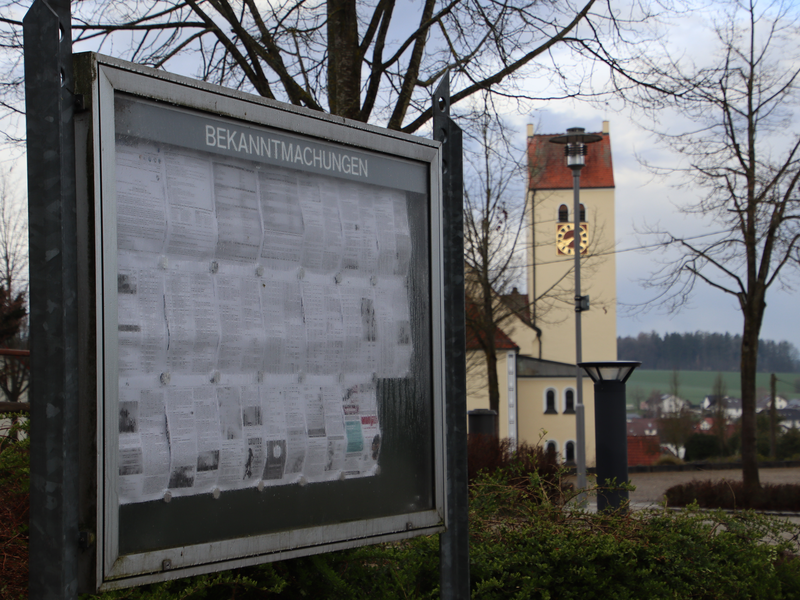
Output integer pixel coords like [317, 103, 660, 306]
[626, 369, 800, 407]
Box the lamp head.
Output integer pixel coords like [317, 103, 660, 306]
[549, 127, 603, 170]
[579, 361, 642, 384]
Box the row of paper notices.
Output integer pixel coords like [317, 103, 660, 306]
[118, 378, 381, 504]
[115, 137, 413, 276]
[114, 134, 420, 504]
[116, 264, 412, 379]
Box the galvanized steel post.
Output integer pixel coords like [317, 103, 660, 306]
[24, 0, 80, 598]
[433, 75, 470, 599]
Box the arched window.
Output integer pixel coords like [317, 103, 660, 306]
[544, 389, 557, 414]
[564, 441, 576, 464]
[579, 203, 586, 222]
[564, 388, 575, 414]
[545, 440, 558, 460]
[558, 204, 569, 223]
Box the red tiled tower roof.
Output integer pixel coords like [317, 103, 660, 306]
[528, 131, 615, 190]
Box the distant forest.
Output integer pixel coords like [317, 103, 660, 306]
[617, 331, 800, 373]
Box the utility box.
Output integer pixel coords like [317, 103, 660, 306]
[468, 409, 498, 438]
[67, 53, 446, 591]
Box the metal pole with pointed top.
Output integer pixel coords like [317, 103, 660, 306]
[548, 127, 602, 498]
[433, 75, 470, 599]
[24, 1, 80, 598]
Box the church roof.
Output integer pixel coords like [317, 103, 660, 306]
[516, 355, 576, 377]
[528, 131, 615, 190]
[465, 298, 519, 351]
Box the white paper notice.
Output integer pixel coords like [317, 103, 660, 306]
[217, 275, 265, 374]
[193, 387, 223, 493]
[165, 388, 199, 495]
[258, 167, 304, 266]
[118, 388, 171, 503]
[241, 386, 266, 485]
[115, 140, 168, 254]
[164, 272, 221, 375]
[338, 186, 378, 273]
[164, 149, 217, 259]
[213, 163, 262, 263]
[216, 386, 246, 488]
[299, 178, 344, 273]
[117, 267, 167, 376]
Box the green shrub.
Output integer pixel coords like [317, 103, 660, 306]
[87, 463, 800, 599]
[0, 412, 30, 600]
[4, 423, 797, 600]
[777, 428, 800, 460]
[465, 463, 800, 599]
[655, 453, 684, 466]
[665, 478, 800, 511]
[684, 432, 724, 461]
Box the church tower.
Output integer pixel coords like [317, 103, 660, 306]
[465, 121, 618, 466]
[523, 121, 617, 364]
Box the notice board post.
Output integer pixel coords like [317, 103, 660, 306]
[24, 1, 81, 598]
[433, 76, 470, 599]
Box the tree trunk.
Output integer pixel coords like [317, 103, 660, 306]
[769, 373, 777, 459]
[326, 0, 361, 119]
[739, 305, 762, 501]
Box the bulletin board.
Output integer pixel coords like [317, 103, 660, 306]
[74, 53, 445, 590]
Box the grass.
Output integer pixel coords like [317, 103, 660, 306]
[626, 369, 800, 407]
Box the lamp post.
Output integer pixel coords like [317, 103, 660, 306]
[548, 128, 602, 494]
[580, 361, 641, 511]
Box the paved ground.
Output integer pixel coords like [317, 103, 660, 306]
[626, 466, 800, 506]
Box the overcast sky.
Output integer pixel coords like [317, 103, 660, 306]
[495, 1, 800, 352]
[4, 0, 799, 351]
[510, 100, 800, 350]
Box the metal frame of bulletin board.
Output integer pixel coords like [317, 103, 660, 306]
[69, 52, 446, 591]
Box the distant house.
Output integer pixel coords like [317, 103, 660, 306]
[702, 396, 742, 421]
[756, 395, 788, 413]
[696, 417, 714, 432]
[701, 395, 726, 411]
[626, 418, 660, 466]
[693, 417, 736, 437]
[628, 435, 661, 467]
[777, 408, 800, 432]
[627, 418, 658, 437]
[641, 394, 689, 417]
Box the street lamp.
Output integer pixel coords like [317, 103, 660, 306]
[580, 360, 641, 511]
[548, 127, 602, 495]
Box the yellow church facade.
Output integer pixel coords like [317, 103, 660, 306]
[465, 121, 618, 466]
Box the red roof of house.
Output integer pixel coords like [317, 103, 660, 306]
[627, 419, 659, 437]
[528, 132, 615, 190]
[465, 298, 519, 351]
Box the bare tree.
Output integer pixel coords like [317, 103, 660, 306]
[658, 367, 693, 455]
[669, 368, 680, 405]
[658, 409, 694, 457]
[0, 169, 27, 295]
[463, 107, 529, 421]
[0, 0, 652, 137]
[712, 372, 729, 456]
[618, 0, 800, 499]
[0, 169, 27, 404]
